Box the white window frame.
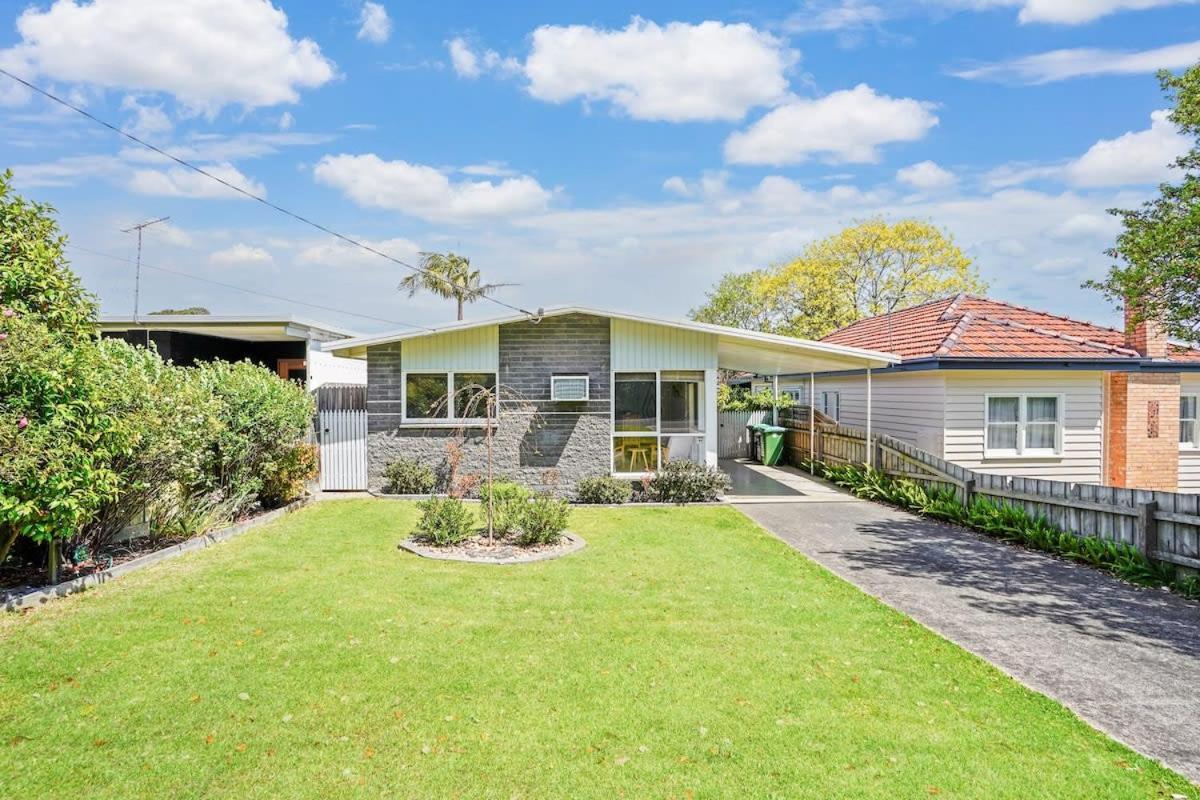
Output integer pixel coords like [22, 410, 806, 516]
[400, 370, 498, 426]
[820, 390, 840, 422]
[550, 374, 590, 402]
[984, 393, 1064, 458]
[610, 370, 706, 477]
[1182, 394, 1199, 450]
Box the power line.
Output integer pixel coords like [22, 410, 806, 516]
[0, 67, 539, 320]
[69, 243, 433, 330]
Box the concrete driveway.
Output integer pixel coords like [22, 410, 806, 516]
[736, 496, 1200, 783]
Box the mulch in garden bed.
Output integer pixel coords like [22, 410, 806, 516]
[398, 531, 585, 564]
[0, 533, 190, 596]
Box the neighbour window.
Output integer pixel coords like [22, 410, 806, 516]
[403, 371, 498, 423]
[1182, 395, 1198, 448]
[551, 375, 589, 402]
[613, 371, 706, 473]
[820, 391, 840, 421]
[986, 395, 1061, 455]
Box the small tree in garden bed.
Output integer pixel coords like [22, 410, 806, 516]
[478, 479, 531, 535]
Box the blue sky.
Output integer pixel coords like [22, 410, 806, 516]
[2, 0, 1198, 334]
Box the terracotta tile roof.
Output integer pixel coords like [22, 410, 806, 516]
[821, 293, 1200, 363]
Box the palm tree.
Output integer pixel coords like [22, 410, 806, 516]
[398, 251, 513, 320]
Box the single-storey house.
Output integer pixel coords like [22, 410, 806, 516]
[324, 307, 897, 494]
[99, 314, 366, 389]
[743, 294, 1200, 493]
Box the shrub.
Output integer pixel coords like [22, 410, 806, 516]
[515, 494, 570, 546]
[191, 360, 314, 515]
[412, 496, 475, 546]
[649, 461, 731, 504]
[150, 484, 252, 539]
[259, 442, 319, 507]
[575, 475, 633, 505]
[478, 478, 531, 535]
[382, 456, 438, 495]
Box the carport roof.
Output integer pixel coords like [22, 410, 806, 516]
[323, 306, 899, 374]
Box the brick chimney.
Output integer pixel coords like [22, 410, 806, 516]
[1125, 303, 1168, 359]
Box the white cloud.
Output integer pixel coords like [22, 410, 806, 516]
[356, 2, 392, 44]
[945, 0, 1197, 24]
[210, 243, 274, 266]
[120, 95, 172, 140]
[129, 163, 266, 199]
[985, 110, 1188, 189]
[724, 84, 938, 165]
[1, 0, 336, 114]
[1048, 212, 1119, 239]
[447, 37, 481, 78]
[952, 39, 1200, 83]
[896, 160, 958, 189]
[520, 18, 797, 122]
[1063, 109, 1189, 186]
[460, 161, 518, 177]
[783, 1, 888, 33]
[296, 236, 421, 269]
[313, 153, 552, 223]
[662, 176, 691, 197]
[278, 111, 294, 131]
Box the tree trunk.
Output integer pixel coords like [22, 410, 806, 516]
[486, 394, 494, 542]
[457, 295, 464, 320]
[47, 539, 59, 585]
[0, 525, 18, 569]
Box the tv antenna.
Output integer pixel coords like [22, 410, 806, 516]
[121, 216, 170, 323]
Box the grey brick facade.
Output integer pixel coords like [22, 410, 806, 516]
[366, 314, 612, 495]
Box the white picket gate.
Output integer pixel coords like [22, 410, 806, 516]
[317, 384, 368, 491]
[717, 410, 768, 458]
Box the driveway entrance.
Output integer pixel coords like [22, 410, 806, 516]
[720, 458, 859, 503]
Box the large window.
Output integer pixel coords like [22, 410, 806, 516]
[612, 371, 706, 473]
[1182, 395, 1198, 449]
[985, 395, 1062, 456]
[820, 391, 840, 421]
[403, 371, 497, 423]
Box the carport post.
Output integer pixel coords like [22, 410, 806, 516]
[865, 368, 873, 469]
[772, 374, 779, 426]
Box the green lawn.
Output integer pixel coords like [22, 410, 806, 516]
[1, 500, 1194, 799]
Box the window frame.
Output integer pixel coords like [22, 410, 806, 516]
[983, 393, 1064, 458]
[400, 369, 498, 426]
[1182, 394, 1199, 450]
[820, 390, 840, 422]
[550, 374, 590, 402]
[610, 369, 706, 476]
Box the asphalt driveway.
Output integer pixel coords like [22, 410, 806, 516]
[736, 496, 1200, 783]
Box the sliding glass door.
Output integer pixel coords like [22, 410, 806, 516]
[612, 371, 706, 473]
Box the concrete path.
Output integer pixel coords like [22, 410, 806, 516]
[736, 497, 1200, 783]
[720, 458, 861, 504]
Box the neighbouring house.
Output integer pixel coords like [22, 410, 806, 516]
[323, 307, 896, 494]
[742, 294, 1200, 493]
[98, 314, 366, 389]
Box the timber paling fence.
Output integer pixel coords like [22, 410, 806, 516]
[776, 408, 1200, 572]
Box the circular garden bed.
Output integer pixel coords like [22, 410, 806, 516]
[398, 531, 586, 564]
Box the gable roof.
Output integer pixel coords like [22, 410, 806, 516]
[323, 305, 900, 374]
[821, 294, 1200, 364]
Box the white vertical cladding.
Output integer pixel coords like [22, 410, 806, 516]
[1181, 374, 1200, 493]
[401, 325, 500, 371]
[610, 319, 718, 371]
[307, 343, 367, 388]
[704, 369, 719, 466]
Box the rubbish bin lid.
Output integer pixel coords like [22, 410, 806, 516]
[746, 422, 765, 430]
[760, 425, 786, 433]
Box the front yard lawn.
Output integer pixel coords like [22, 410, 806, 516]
[1, 500, 1194, 799]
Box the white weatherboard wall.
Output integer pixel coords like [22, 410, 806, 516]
[401, 326, 500, 372]
[943, 370, 1105, 483]
[1182, 374, 1200, 493]
[611, 319, 719, 467]
[751, 373, 947, 456]
[307, 345, 366, 388]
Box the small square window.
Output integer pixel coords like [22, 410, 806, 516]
[551, 375, 589, 401]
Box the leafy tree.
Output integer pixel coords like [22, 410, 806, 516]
[692, 219, 985, 339]
[1087, 63, 1200, 345]
[0, 170, 97, 342]
[151, 306, 210, 315]
[399, 251, 512, 320]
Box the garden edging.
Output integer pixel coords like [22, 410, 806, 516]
[398, 532, 586, 564]
[3, 495, 314, 612]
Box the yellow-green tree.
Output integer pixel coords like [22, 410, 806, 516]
[694, 218, 986, 339]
